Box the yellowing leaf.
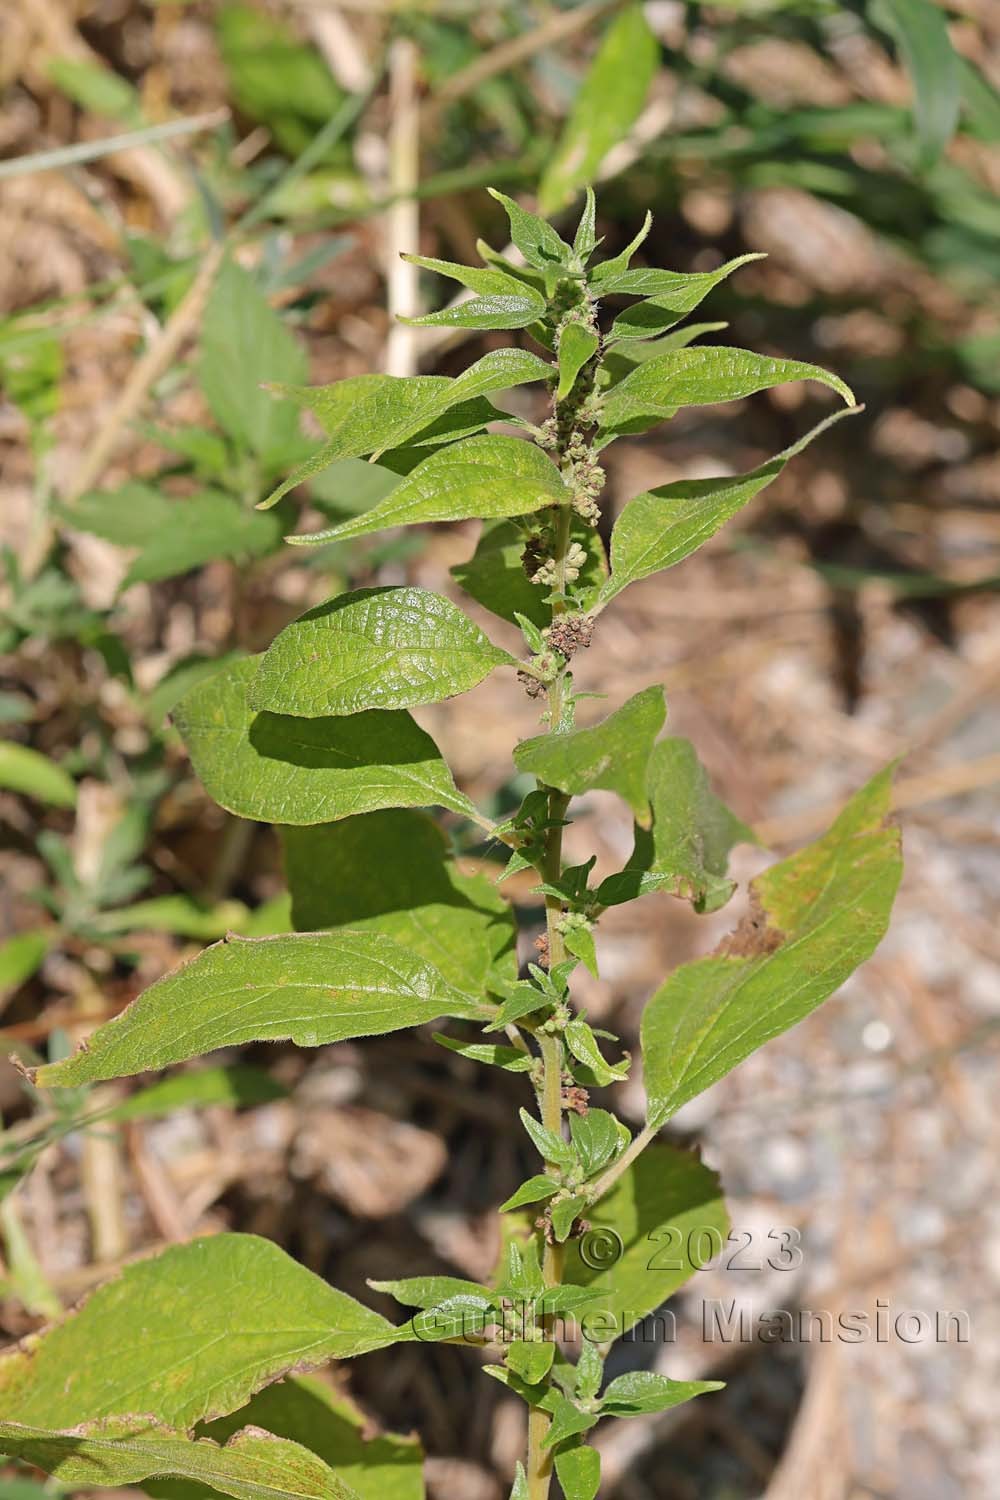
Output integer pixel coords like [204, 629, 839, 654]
[0, 1422, 360, 1500]
[0, 1235, 402, 1430]
[642, 767, 902, 1126]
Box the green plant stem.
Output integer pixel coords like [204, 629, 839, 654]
[526, 713, 573, 1495]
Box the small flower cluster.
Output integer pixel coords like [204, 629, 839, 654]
[530, 540, 587, 588]
[563, 433, 605, 525]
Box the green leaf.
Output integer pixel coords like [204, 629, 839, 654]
[871, 0, 960, 162]
[145, 651, 247, 728]
[260, 348, 552, 508]
[534, 1286, 603, 1318]
[606, 254, 765, 340]
[283, 809, 516, 996]
[506, 1341, 555, 1385]
[286, 435, 570, 547]
[596, 738, 754, 914]
[410, 1295, 494, 1343]
[61, 486, 282, 587]
[514, 685, 665, 824]
[538, 5, 659, 215]
[251, 587, 514, 717]
[540, 1394, 596, 1451]
[550, 1194, 588, 1244]
[368, 1276, 493, 1310]
[434, 1034, 533, 1072]
[0, 1235, 400, 1429]
[0, 743, 76, 808]
[557, 324, 599, 400]
[588, 212, 652, 288]
[568, 1109, 624, 1178]
[173, 657, 478, 826]
[554, 1444, 600, 1500]
[593, 408, 859, 609]
[563, 1020, 627, 1088]
[401, 256, 546, 330]
[562, 924, 599, 979]
[35, 928, 480, 1089]
[599, 1371, 723, 1416]
[487, 189, 572, 269]
[104, 1065, 287, 1123]
[519, 1107, 576, 1170]
[598, 346, 855, 439]
[0, 1422, 359, 1500]
[562, 1145, 728, 1337]
[452, 518, 606, 629]
[643, 767, 902, 1126]
[92, 893, 257, 941]
[499, 1176, 560, 1212]
[48, 57, 141, 123]
[0, 929, 53, 996]
[217, 5, 343, 153]
[573, 188, 598, 261]
[574, 1344, 603, 1402]
[200, 259, 307, 466]
[509, 1462, 528, 1500]
[198, 1375, 422, 1500]
[604, 323, 730, 381]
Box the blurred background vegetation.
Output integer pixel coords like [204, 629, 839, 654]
[1, 3, 998, 1497]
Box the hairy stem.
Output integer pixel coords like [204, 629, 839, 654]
[526, 324, 600, 1499]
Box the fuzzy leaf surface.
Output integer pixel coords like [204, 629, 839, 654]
[562, 1146, 728, 1336]
[606, 255, 765, 340]
[173, 657, 477, 826]
[538, 6, 659, 214]
[251, 587, 513, 717]
[556, 324, 599, 400]
[599, 347, 854, 438]
[600, 1372, 723, 1416]
[0, 1235, 400, 1430]
[596, 738, 754, 913]
[35, 929, 480, 1088]
[283, 809, 515, 996]
[487, 190, 572, 269]
[0, 1423, 359, 1500]
[642, 767, 902, 1126]
[261, 349, 552, 508]
[401, 257, 546, 329]
[286, 436, 569, 547]
[554, 1445, 600, 1500]
[594, 409, 857, 608]
[513, 685, 665, 823]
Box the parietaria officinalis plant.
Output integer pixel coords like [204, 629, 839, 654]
[0, 189, 902, 1500]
